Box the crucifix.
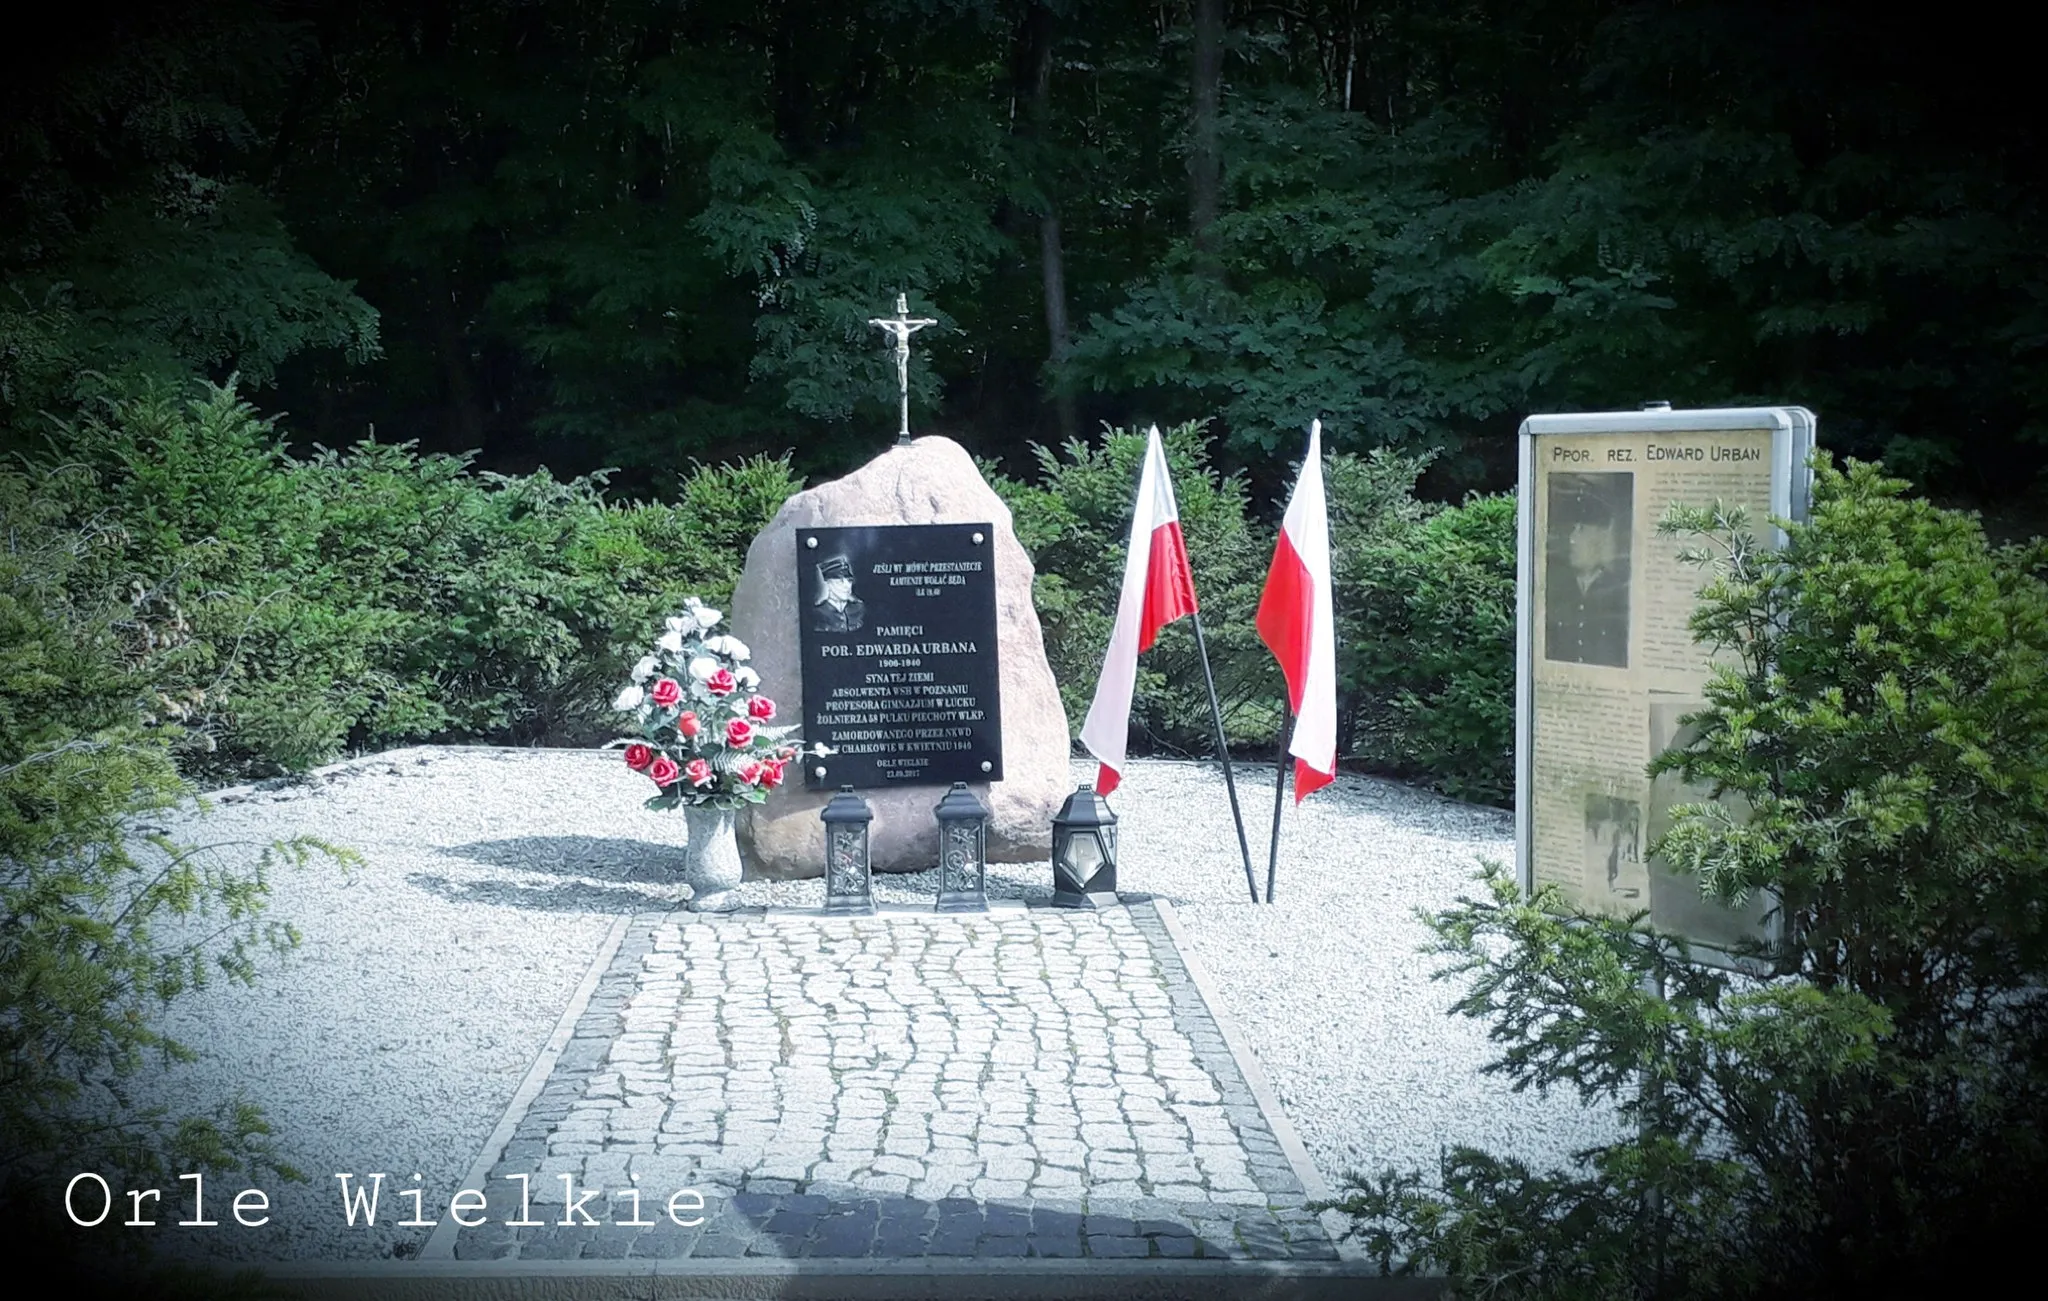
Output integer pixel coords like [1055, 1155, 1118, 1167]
[869, 293, 937, 444]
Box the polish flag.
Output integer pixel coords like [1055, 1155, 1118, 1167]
[1081, 424, 1199, 795]
[1257, 420, 1337, 801]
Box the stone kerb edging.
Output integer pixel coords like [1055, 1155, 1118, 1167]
[419, 915, 632, 1261]
[1144, 898, 1363, 1263]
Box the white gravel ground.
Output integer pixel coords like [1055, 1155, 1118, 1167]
[127, 745, 1616, 1262]
[1101, 759, 1626, 1198]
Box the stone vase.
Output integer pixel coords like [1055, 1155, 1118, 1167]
[681, 803, 744, 912]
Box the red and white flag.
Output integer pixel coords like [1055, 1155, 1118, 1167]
[1257, 419, 1337, 801]
[1081, 424, 1199, 795]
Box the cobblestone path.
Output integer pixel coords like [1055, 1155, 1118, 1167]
[453, 901, 1340, 1261]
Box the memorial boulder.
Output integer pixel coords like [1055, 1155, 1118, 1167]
[730, 436, 1069, 876]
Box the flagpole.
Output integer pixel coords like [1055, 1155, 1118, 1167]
[1190, 612, 1259, 903]
[1266, 701, 1292, 903]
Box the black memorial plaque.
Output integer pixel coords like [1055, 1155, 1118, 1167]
[798, 523, 1004, 789]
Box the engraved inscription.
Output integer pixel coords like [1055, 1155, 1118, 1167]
[799, 524, 1005, 789]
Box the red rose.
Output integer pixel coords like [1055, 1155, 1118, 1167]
[705, 668, 737, 696]
[686, 757, 715, 787]
[737, 760, 764, 785]
[623, 743, 654, 771]
[650, 677, 683, 708]
[747, 696, 777, 720]
[648, 755, 681, 787]
[677, 710, 701, 738]
[725, 718, 755, 747]
[762, 758, 786, 788]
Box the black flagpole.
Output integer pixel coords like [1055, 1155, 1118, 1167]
[1191, 612, 1258, 903]
[1267, 701, 1293, 903]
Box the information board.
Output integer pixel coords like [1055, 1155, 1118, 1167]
[797, 523, 1004, 790]
[1516, 407, 1815, 964]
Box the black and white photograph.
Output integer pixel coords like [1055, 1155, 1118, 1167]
[1544, 471, 1634, 668]
[1583, 792, 1644, 905]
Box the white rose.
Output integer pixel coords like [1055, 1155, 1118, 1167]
[631, 655, 658, 680]
[688, 656, 719, 681]
[656, 629, 684, 654]
[613, 684, 644, 711]
[735, 667, 761, 688]
[704, 634, 752, 661]
[665, 612, 697, 635]
[696, 606, 722, 628]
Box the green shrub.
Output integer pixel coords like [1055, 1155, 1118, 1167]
[1329, 449, 1515, 803]
[27, 378, 801, 777]
[0, 466, 347, 1228]
[1325, 456, 2048, 1297]
[671, 454, 812, 578]
[989, 421, 1277, 753]
[992, 424, 1516, 797]
[409, 453, 801, 747]
[38, 381, 430, 774]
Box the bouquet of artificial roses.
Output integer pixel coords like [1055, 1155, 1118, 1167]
[612, 597, 821, 809]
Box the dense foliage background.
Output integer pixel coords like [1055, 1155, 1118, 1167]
[6, 0, 2040, 790]
[4, 0, 2045, 507]
[32, 381, 800, 779]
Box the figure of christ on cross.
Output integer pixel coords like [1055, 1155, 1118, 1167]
[869, 293, 937, 443]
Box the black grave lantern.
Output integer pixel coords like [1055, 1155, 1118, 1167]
[821, 786, 876, 915]
[1051, 784, 1118, 909]
[933, 782, 990, 913]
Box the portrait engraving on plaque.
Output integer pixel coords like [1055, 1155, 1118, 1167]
[798, 524, 1004, 789]
[811, 554, 866, 633]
